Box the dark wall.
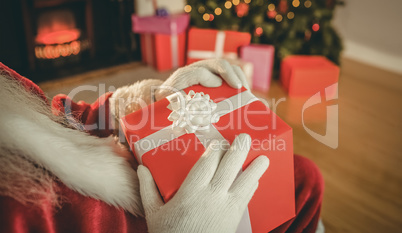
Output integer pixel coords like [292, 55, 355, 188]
[0, 1, 29, 77]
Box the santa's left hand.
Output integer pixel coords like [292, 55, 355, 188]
[155, 59, 249, 101]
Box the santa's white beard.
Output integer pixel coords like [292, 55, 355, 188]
[0, 76, 143, 216]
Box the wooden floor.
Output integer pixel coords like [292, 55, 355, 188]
[40, 58, 402, 233]
[268, 59, 402, 233]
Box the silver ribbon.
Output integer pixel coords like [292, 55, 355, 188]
[187, 31, 238, 60]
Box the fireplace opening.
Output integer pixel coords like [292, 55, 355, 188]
[0, 0, 140, 83]
[33, 6, 91, 67]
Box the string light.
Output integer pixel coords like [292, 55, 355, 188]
[184, 5, 192, 13]
[215, 7, 222, 15]
[203, 13, 210, 21]
[232, 0, 240, 6]
[287, 12, 294, 19]
[275, 14, 283, 22]
[244, 0, 251, 3]
[292, 0, 300, 7]
[198, 6, 205, 13]
[304, 0, 312, 8]
[312, 23, 320, 31]
[255, 27, 263, 36]
[268, 3, 275, 11]
[225, 1, 233, 9]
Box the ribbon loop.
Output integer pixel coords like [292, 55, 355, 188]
[167, 90, 219, 134]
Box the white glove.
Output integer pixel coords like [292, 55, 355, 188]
[137, 134, 269, 233]
[155, 59, 250, 101]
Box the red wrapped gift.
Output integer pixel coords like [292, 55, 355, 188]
[186, 28, 251, 65]
[280, 55, 340, 97]
[135, 13, 189, 71]
[140, 31, 186, 71]
[120, 83, 295, 232]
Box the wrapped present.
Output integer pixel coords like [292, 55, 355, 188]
[120, 82, 295, 232]
[140, 32, 186, 71]
[136, 14, 189, 71]
[240, 44, 275, 93]
[134, 0, 185, 17]
[280, 55, 340, 97]
[134, 13, 189, 71]
[186, 28, 251, 65]
[132, 13, 190, 34]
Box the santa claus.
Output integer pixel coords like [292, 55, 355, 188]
[0, 61, 324, 233]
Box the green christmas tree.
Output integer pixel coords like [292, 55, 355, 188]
[185, 0, 343, 76]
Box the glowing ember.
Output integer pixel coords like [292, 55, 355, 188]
[35, 40, 89, 59]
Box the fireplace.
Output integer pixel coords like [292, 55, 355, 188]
[0, 0, 140, 83]
[28, 2, 93, 71]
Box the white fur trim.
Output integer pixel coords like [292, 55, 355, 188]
[0, 77, 143, 216]
[110, 79, 163, 121]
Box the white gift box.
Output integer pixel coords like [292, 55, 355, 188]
[134, 0, 185, 17]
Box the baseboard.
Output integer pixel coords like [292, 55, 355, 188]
[342, 40, 402, 75]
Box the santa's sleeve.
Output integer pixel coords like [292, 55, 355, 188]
[52, 92, 115, 137]
[51, 79, 164, 138]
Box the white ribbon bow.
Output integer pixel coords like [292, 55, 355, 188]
[167, 90, 220, 134]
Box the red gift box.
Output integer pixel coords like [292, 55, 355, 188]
[280, 55, 340, 97]
[140, 32, 186, 71]
[120, 83, 295, 232]
[186, 27, 251, 65]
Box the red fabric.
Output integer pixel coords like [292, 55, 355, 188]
[0, 155, 322, 233]
[0, 183, 147, 233]
[52, 93, 114, 137]
[0, 64, 324, 233]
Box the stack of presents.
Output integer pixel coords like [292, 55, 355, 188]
[126, 1, 339, 232]
[132, 0, 339, 96]
[132, 0, 275, 93]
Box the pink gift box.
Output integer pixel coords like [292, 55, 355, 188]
[240, 44, 275, 93]
[132, 13, 190, 35]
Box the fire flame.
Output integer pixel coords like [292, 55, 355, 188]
[35, 29, 81, 45]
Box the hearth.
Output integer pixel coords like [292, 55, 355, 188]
[0, 0, 140, 83]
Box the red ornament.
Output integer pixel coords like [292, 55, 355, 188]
[236, 3, 249, 17]
[312, 23, 320, 32]
[255, 27, 263, 36]
[267, 10, 277, 19]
